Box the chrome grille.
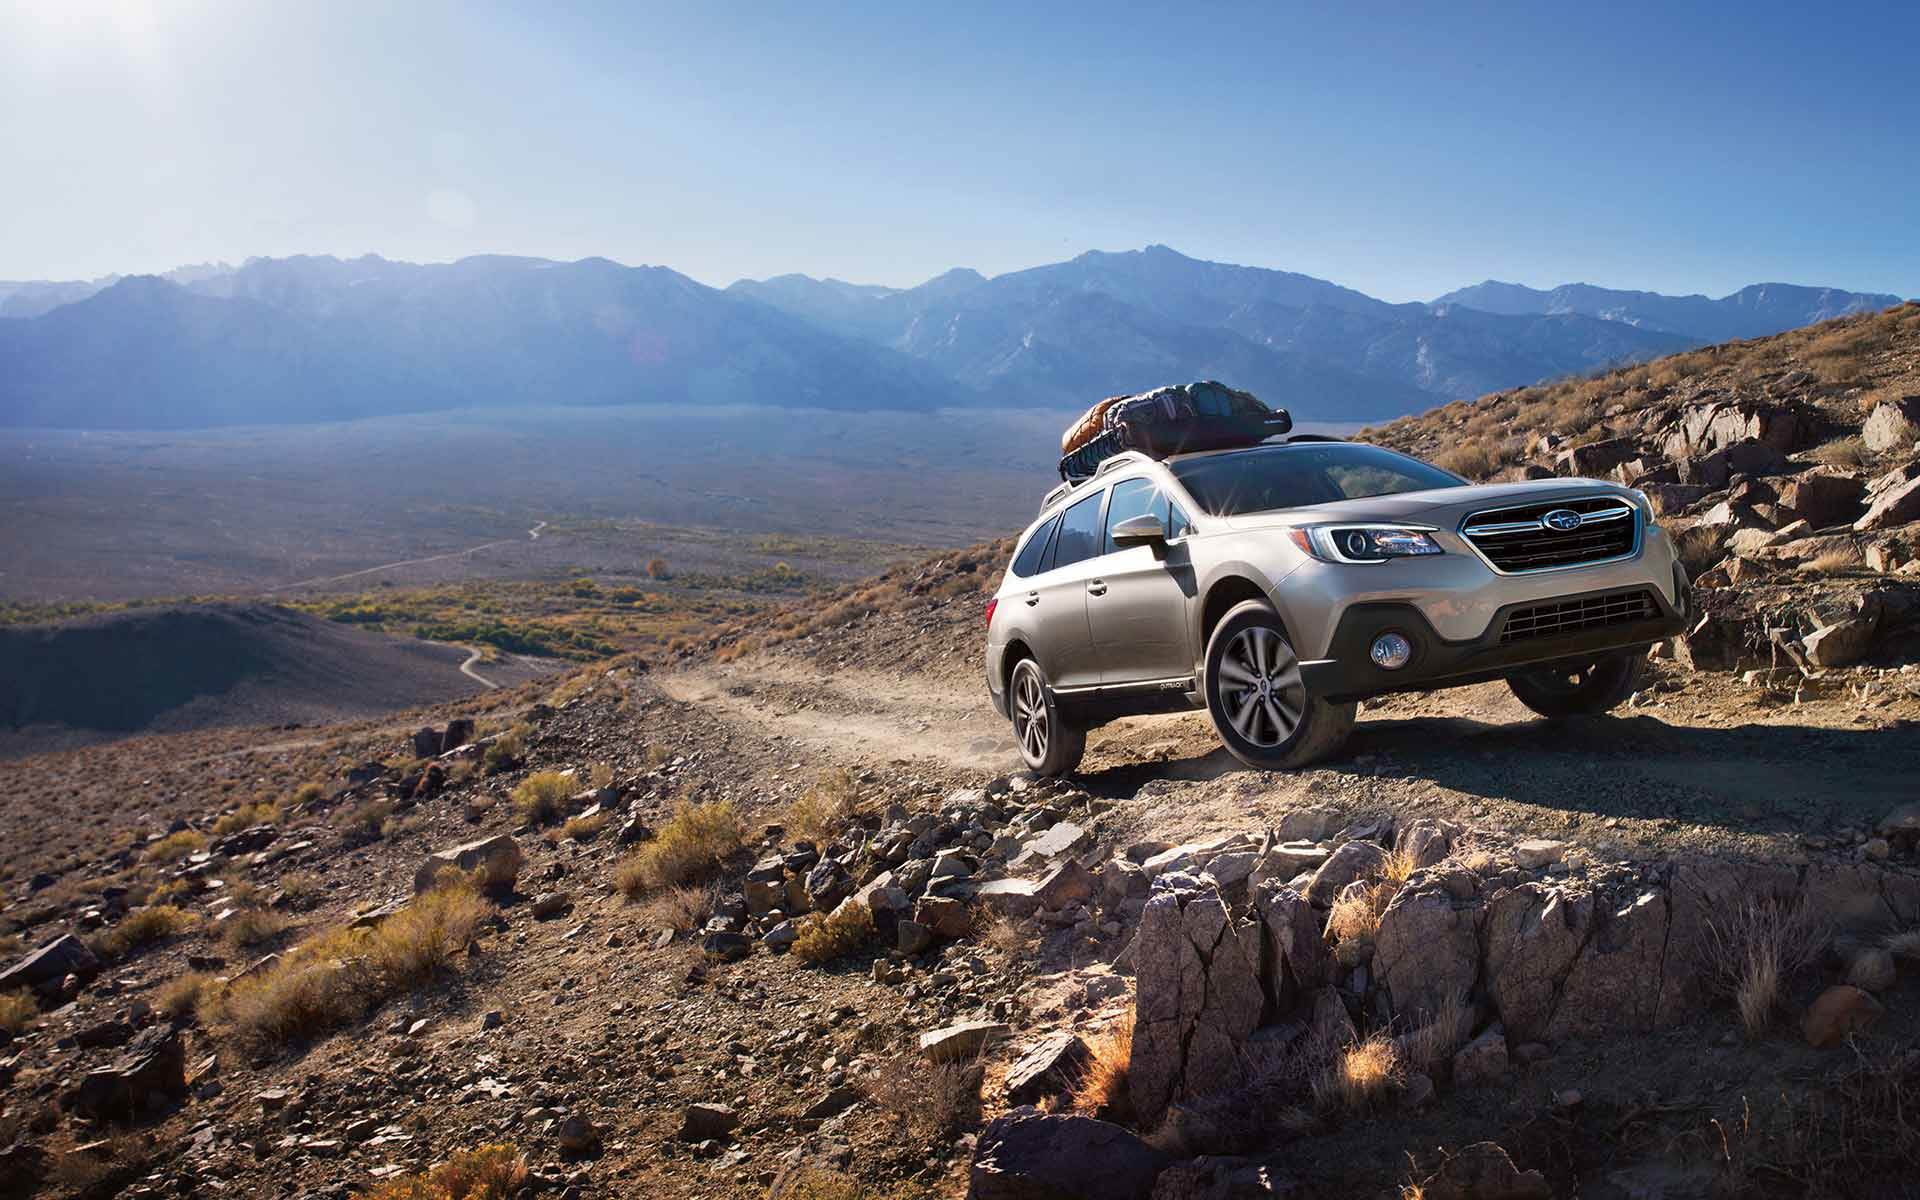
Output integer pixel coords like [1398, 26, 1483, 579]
[1461, 497, 1638, 573]
[1500, 590, 1654, 644]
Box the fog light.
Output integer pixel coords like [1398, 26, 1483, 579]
[1369, 632, 1412, 670]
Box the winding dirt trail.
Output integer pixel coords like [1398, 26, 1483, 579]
[261, 520, 550, 594]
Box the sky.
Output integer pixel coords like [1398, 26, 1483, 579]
[3, 0, 1917, 303]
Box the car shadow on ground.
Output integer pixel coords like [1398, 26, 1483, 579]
[1080, 710, 1919, 841]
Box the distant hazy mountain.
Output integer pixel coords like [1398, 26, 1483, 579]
[1, 246, 1904, 430]
[0, 256, 957, 429]
[1432, 279, 1901, 341]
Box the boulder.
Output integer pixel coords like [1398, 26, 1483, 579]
[1416, 1141, 1552, 1200]
[1511, 839, 1568, 869]
[678, 1102, 739, 1141]
[700, 931, 752, 962]
[1549, 891, 1669, 1038]
[1555, 437, 1636, 478]
[970, 1112, 1172, 1200]
[0, 933, 101, 995]
[1667, 401, 1809, 457]
[1862, 396, 1920, 453]
[1397, 818, 1457, 870]
[1778, 470, 1866, 528]
[921, 1020, 1009, 1064]
[1482, 884, 1591, 1042]
[1305, 841, 1387, 905]
[1275, 806, 1339, 842]
[1451, 1026, 1509, 1087]
[1804, 618, 1878, 668]
[977, 879, 1043, 919]
[1254, 884, 1328, 1005]
[915, 896, 974, 940]
[1128, 884, 1265, 1127]
[1022, 821, 1093, 861]
[896, 919, 933, 955]
[1373, 875, 1481, 1025]
[1004, 1030, 1090, 1105]
[414, 834, 522, 893]
[60, 1025, 186, 1120]
[1036, 860, 1098, 911]
[1856, 476, 1920, 533]
[1803, 985, 1883, 1048]
[1640, 482, 1713, 517]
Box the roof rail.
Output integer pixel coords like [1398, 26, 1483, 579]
[1038, 450, 1152, 513]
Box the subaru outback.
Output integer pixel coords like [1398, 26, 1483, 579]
[984, 441, 1690, 775]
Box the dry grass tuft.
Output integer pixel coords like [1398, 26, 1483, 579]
[145, 830, 207, 864]
[216, 880, 491, 1054]
[975, 910, 1039, 960]
[632, 884, 714, 933]
[784, 768, 863, 843]
[790, 902, 874, 965]
[155, 972, 217, 1023]
[869, 1054, 981, 1143]
[354, 1143, 528, 1200]
[1434, 443, 1496, 479]
[1669, 524, 1728, 577]
[211, 802, 279, 837]
[222, 908, 291, 950]
[1703, 896, 1828, 1036]
[1406, 988, 1472, 1073]
[1313, 1032, 1404, 1112]
[0, 989, 37, 1034]
[1069, 1010, 1134, 1119]
[94, 904, 196, 959]
[1798, 547, 1865, 577]
[557, 811, 610, 842]
[511, 771, 574, 826]
[614, 799, 743, 896]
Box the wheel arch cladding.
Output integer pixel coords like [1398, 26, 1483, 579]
[1199, 575, 1276, 649]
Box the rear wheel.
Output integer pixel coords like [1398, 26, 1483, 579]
[1507, 648, 1645, 718]
[1203, 600, 1355, 770]
[1009, 657, 1086, 777]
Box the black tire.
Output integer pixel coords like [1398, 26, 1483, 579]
[1203, 600, 1355, 770]
[1506, 648, 1646, 718]
[1008, 656, 1086, 778]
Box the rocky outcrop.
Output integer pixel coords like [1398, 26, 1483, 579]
[1374, 872, 1481, 1025]
[1128, 883, 1266, 1127]
[0, 932, 101, 995]
[60, 1025, 186, 1120]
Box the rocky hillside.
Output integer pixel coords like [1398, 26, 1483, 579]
[1366, 300, 1920, 679]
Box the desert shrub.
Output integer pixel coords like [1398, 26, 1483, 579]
[278, 872, 323, 904]
[1670, 524, 1727, 576]
[217, 880, 491, 1054]
[145, 830, 206, 864]
[587, 762, 614, 789]
[355, 1143, 528, 1200]
[212, 802, 279, 837]
[222, 908, 290, 950]
[784, 768, 862, 843]
[1069, 1010, 1134, 1120]
[342, 799, 395, 839]
[482, 727, 528, 775]
[791, 902, 873, 965]
[0, 990, 37, 1034]
[290, 781, 327, 808]
[1435, 443, 1496, 479]
[632, 884, 714, 933]
[155, 972, 216, 1023]
[868, 1054, 981, 1142]
[1702, 896, 1827, 1036]
[511, 771, 574, 827]
[557, 811, 610, 842]
[614, 800, 743, 896]
[1312, 1032, 1403, 1112]
[94, 905, 195, 959]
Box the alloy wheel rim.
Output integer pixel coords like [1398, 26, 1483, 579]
[1219, 626, 1305, 747]
[1013, 667, 1048, 762]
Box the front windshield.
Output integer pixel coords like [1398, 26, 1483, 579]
[1168, 443, 1464, 517]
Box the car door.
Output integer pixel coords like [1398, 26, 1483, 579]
[1021, 488, 1106, 689]
[1087, 476, 1199, 684]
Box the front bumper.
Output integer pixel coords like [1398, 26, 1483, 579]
[1300, 567, 1689, 703]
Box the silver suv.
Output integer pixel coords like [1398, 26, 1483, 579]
[985, 441, 1690, 775]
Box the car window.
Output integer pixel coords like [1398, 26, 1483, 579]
[1051, 489, 1106, 570]
[1169, 444, 1463, 517]
[1009, 515, 1059, 578]
[1102, 478, 1159, 554]
[1158, 492, 1194, 539]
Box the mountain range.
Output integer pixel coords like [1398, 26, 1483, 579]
[0, 246, 1903, 430]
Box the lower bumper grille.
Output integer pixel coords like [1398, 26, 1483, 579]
[1500, 590, 1655, 645]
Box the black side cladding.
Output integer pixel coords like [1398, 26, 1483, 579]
[1058, 381, 1291, 481]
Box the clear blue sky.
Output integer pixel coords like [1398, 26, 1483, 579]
[4, 0, 1915, 301]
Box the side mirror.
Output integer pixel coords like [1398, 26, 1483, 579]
[1111, 514, 1167, 547]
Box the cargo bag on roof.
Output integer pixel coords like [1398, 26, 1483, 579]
[1058, 381, 1291, 481]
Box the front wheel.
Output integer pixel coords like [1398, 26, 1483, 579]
[1506, 648, 1645, 718]
[1008, 657, 1086, 777]
[1203, 600, 1355, 770]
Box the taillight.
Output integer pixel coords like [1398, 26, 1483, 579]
[984, 598, 999, 626]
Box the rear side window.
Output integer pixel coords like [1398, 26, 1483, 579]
[1009, 516, 1059, 578]
[1102, 478, 1159, 554]
[1051, 490, 1106, 570]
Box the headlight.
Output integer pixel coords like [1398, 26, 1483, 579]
[1288, 525, 1445, 563]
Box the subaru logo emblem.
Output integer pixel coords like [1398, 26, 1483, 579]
[1541, 508, 1584, 532]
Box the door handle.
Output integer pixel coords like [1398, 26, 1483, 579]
[1024, 591, 1039, 606]
[1086, 580, 1107, 597]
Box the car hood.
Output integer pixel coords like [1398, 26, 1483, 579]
[1216, 477, 1632, 532]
